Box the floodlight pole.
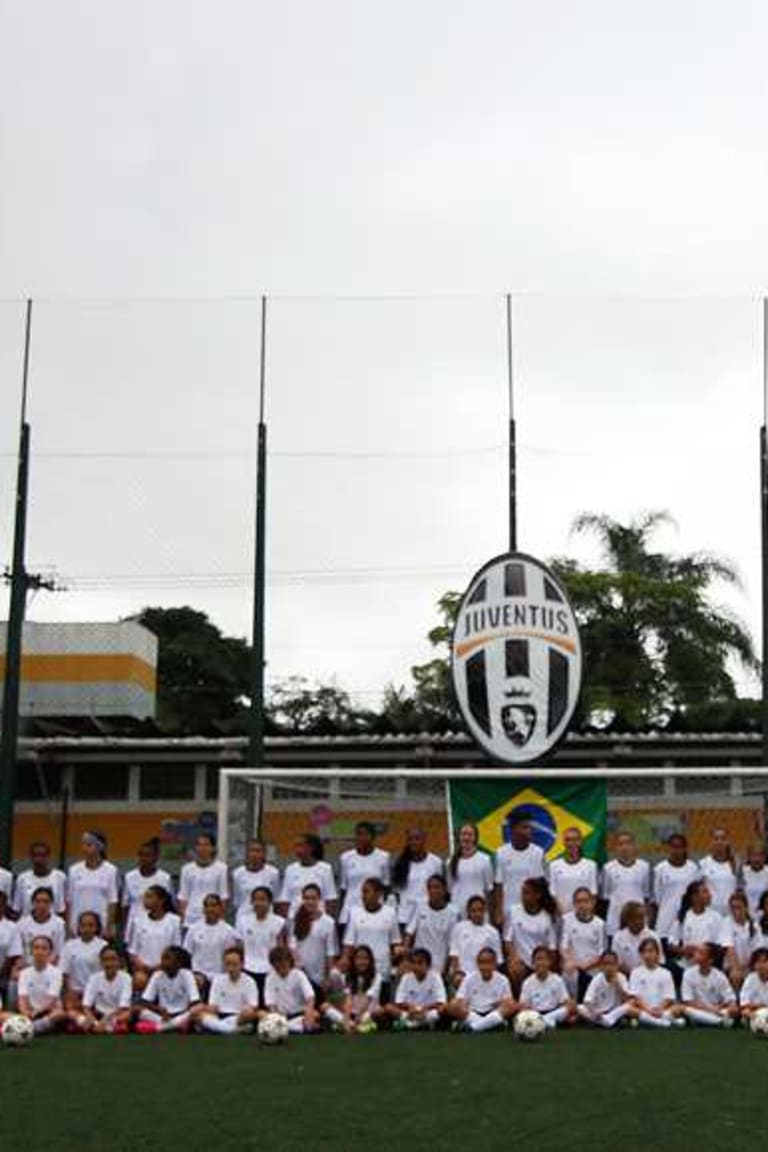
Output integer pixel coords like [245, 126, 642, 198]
[248, 296, 268, 779]
[761, 299, 768, 768]
[0, 300, 33, 866]
[506, 294, 517, 552]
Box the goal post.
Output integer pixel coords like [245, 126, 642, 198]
[216, 766, 768, 871]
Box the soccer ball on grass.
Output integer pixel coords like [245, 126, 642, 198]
[749, 1007, 768, 1037]
[1, 1015, 34, 1048]
[513, 1010, 546, 1041]
[257, 1013, 290, 1045]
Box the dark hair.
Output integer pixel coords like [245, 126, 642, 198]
[269, 945, 293, 969]
[522, 876, 558, 920]
[679, 879, 708, 923]
[30, 886, 54, 904]
[99, 944, 121, 962]
[139, 837, 161, 856]
[639, 937, 660, 957]
[362, 877, 385, 902]
[203, 893, 223, 911]
[355, 821, 376, 839]
[298, 834, 324, 862]
[600, 950, 619, 962]
[223, 945, 244, 961]
[752, 947, 768, 965]
[146, 884, 174, 915]
[84, 830, 108, 857]
[410, 948, 432, 967]
[531, 945, 551, 962]
[250, 885, 274, 905]
[476, 946, 498, 963]
[572, 886, 594, 901]
[293, 884, 322, 941]
[667, 833, 687, 847]
[29, 841, 51, 854]
[163, 945, 191, 970]
[466, 894, 487, 916]
[449, 824, 479, 879]
[426, 873, 449, 907]
[619, 901, 646, 930]
[348, 945, 376, 993]
[195, 832, 216, 849]
[77, 910, 103, 935]
[392, 829, 425, 891]
[729, 889, 754, 938]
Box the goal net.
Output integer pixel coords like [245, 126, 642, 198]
[216, 767, 768, 871]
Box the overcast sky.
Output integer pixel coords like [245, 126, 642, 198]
[1, 1, 767, 705]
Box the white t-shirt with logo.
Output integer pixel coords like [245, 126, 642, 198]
[628, 964, 676, 1009]
[208, 972, 260, 1016]
[288, 914, 337, 985]
[83, 970, 133, 1017]
[741, 865, 768, 917]
[446, 852, 494, 919]
[232, 864, 281, 916]
[121, 868, 173, 933]
[719, 916, 759, 967]
[0, 868, 12, 902]
[18, 913, 66, 963]
[235, 910, 286, 975]
[178, 860, 229, 926]
[406, 902, 459, 973]
[394, 970, 447, 1008]
[520, 971, 569, 1013]
[264, 967, 314, 1016]
[13, 869, 67, 917]
[449, 920, 503, 974]
[18, 963, 63, 1012]
[144, 968, 199, 1015]
[560, 912, 606, 967]
[456, 970, 512, 1014]
[583, 971, 628, 1013]
[547, 857, 598, 913]
[652, 859, 700, 939]
[504, 906, 557, 968]
[339, 849, 391, 924]
[681, 965, 735, 1009]
[0, 918, 23, 967]
[672, 908, 724, 953]
[127, 912, 183, 968]
[183, 920, 240, 980]
[740, 971, 768, 1008]
[345, 905, 401, 980]
[61, 936, 107, 992]
[698, 856, 738, 916]
[612, 927, 662, 974]
[395, 853, 444, 925]
[494, 843, 545, 909]
[601, 859, 651, 934]
[66, 861, 120, 933]
[279, 862, 337, 918]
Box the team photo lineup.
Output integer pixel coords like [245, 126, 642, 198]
[2, 814, 768, 1047]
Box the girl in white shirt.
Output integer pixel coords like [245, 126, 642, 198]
[721, 889, 758, 991]
[741, 844, 768, 917]
[504, 877, 558, 991]
[127, 885, 182, 990]
[681, 943, 738, 1027]
[669, 880, 723, 969]
[577, 950, 634, 1029]
[177, 833, 229, 927]
[384, 947, 447, 1030]
[61, 911, 107, 1010]
[289, 883, 338, 997]
[66, 831, 120, 938]
[74, 944, 133, 1034]
[277, 835, 338, 920]
[136, 945, 202, 1033]
[448, 895, 503, 988]
[198, 946, 262, 1035]
[184, 893, 239, 992]
[628, 937, 684, 1028]
[547, 827, 598, 914]
[17, 887, 66, 965]
[121, 839, 173, 938]
[12, 841, 66, 917]
[338, 822, 391, 930]
[232, 839, 281, 918]
[600, 832, 651, 936]
[324, 944, 385, 1033]
[392, 827, 444, 928]
[739, 947, 768, 1020]
[445, 946, 516, 1033]
[612, 901, 662, 977]
[17, 936, 66, 1035]
[698, 828, 738, 916]
[446, 824, 494, 919]
[235, 886, 286, 1005]
[519, 945, 574, 1029]
[652, 833, 700, 944]
[404, 874, 458, 977]
[264, 945, 319, 1033]
[560, 886, 606, 999]
[343, 878, 402, 992]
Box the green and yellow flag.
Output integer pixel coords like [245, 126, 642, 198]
[448, 779, 607, 863]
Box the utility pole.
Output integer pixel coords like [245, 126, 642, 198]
[248, 296, 268, 775]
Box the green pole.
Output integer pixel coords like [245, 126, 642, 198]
[0, 299, 33, 867]
[248, 296, 268, 780]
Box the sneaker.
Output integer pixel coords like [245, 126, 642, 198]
[356, 1020, 378, 1034]
[672, 1017, 687, 1029]
[134, 1020, 158, 1035]
[392, 1018, 409, 1032]
[721, 1017, 736, 1029]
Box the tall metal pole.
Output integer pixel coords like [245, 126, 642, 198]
[0, 299, 33, 865]
[248, 296, 268, 781]
[506, 294, 517, 552]
[761, 299, 768, 767]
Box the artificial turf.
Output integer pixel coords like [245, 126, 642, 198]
[1, 1029, 766, 1152]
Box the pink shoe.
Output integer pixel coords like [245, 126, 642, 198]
[111, 1020, 130, 1035]
[134, 1020, 158, 1034]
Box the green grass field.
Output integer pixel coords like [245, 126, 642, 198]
[2, 1030, 767, 1152]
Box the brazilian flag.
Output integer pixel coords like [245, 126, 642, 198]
[448, 779, 607, 863]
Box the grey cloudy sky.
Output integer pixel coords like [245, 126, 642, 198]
[1, 1, 767, 703]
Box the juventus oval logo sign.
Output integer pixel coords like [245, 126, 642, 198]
[451, 553, 582, 764]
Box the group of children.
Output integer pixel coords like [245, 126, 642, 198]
[1, 819, 768, 1037]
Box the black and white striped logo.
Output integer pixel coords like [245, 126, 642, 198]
[451, 553, 582, 764]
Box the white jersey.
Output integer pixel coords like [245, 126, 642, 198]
[231, 864, 281, 916]
[18, 913, 66, 963]
[0, 918, 23, 967]
[127, 912, 182, 968]
[339, 849, 391, 924]
[457, 970, 512, 1014]
[583, 971, 628, 1013]
[719, 916, 759, 967]
[279, 861, 337, 917]
[446, 852, 494, 918]
[345, 904, 401, 980]
[121, 868, 173, 932]
[672, 908, 724, 952]
[547, 857, 598, 913]
[83, 970, 133, 1017]
[18, 963, 63, 1012]
[520, 971, 569, 1013]
[235, 910, 286, 976]
[740, 971, 768, 1008]
[208, 971, 260, 1015]
[601, 859, 651, 934]
[449, 920, 502, 974]
[264, 967, 314, 1016]
[61, 936, 107, 992]
[698, 856, 738, 916]
[740, 866, 768, 917]
[406, 901, 459, 973]
[178, 860, 229, 926]
[504, 906, 557, 967]
[394, 970, 446, 1008]
[494, 843, 545, 910]
[12, 868, 67, 917]
[144, 968, 199, 1014]
[628, 964, 676, 1008]
[288, 914, 337, 985]
[0, 868, 12, 902]
[560, 912, 606, 967]
[681, 965, 735, 1008]
[612, 927, 662, 974]
[652, 859, 700, 938]
[395, 853, 444, 925]
[66, 860, 119, 933]
[184, 920, 239, 980]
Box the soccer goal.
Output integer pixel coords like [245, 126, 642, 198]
[216, 766, 768, 870]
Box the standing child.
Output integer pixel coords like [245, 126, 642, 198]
[560, 887, 606, 1000]
[740, 844, 768, 918]
[136, 946, 202, 1033]
[263, 945, 319, 1033]
[384, 948, 447, 1030]
[184, 893, 239, 994]
[404, 874, 458, 978]
[628, 938, 684, 1028]
[66, 832, 119, 939]
[18, 887, 66, 964]
[601, 832, 651, 937]
[504, 878, 558, 991]
[652, 833, 700, 949]
[392, 828, 444, 929]
[198, 947, 261, 1035]
[60, 911, 107, 1011]
[739, 947, 768, 1020]
[338, 822, 391, 933]
[277, 835, 337, 920]
[699, 828, 738, 916]
[323, 944, 384, 1034]
[127, 885, 182, 990]
[121, 839, 172, 937]
[577, 950, 634, 1028]
[611, 902, 662, 976]
[448, 895, 503, 989]
[12, 842, 66, 919]
[288, 884, 338, 1000]
[343, 878, 402, 1000]
[720, 890, 756, 991]
[235, 886, 286, 1006]
[519, 946, 574, 1029]
[232, 840, 281, 918]
[446, 824, 494, 918]
[17, 936, 66, 1035]
[74, 945, 133, 1033]
[681, 944, 738, 1027]
[547, 828, 598, 914]
[445, 946, 517, 1033]
[177, 833, 229, 928]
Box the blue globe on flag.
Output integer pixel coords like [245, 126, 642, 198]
[503, 802, 559, 855]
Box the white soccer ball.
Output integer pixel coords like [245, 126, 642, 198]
[257, 1012, 289, 1045]
[1, 1015, 34, 1048]
[513, 1010, 546, 1041]
[750, 1007, 768, 1037]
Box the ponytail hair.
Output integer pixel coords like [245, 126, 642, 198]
[300, 834, 324, 863]
[449, 824, 479, 880]
[678, 879, 706, 923]
[393, 830, 424, 891]
[522, 876, 558, 921]
[293, 883, 321, 942]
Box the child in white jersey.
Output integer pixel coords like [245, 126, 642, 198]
[0, 891, 22, 1007]
[121, 839, 172, 937]
[519, 945, 574, 1029]
[232, 839, 281, 918]
[184, 893, 239, 993]
[628, 937, 684, 1028]
[198, 947, 261, 1035]
[720, 889, 758, 991]
[127, 885, 182, 991]
[504, 877, 558, 992]
[547, 827, 598, 914]
[338, 821, 391, 932]
[235, 885, 286, 1007]
[66, 831, 119, 939]
[446, 946, 517, 1033]
[740, 947, 768, 1020]
[448, 895, 503, 988]
[601, 832, 651, 937]
[652, 833, 700, 947]
[177, 833, 229, 928]
[740, 844, 768, 917]
[404, 874, 458, 978]
[392, 827, 444, 928]
[277, 834, 338, 920]
[668, 880, 723, 970]
[73, 944, 133, 1033]
[560, 886, 606, 1000]
[289, 883, 338, 1000]
[699, 828, 738, 916]
[17, 886, 66, 964]
[681, 943, 738, 1027]
[136, 945, 202, 1033]
[612, 901, 662, 976]
[446, 823, 494, 918]
[17, 936, 66, 1035]
[343, 878, 402, 998]
[577, 950, 634, 1028]
[61, 910, 106, 1010]
[263, 945, 319, 1033]
[324, 944, 385, 1034]
[384, 948, 447, 1030]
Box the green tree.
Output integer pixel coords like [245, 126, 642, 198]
[382, 592, 463, 733]
[135, 607, 252, 734]
[268, 676, 370, 736]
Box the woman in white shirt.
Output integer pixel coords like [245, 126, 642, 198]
[288, 883, 338, 997]
[338, 822, 391, 930]
[235, 886, 286, 1005]
[721, 889, 759, 991]
[127, 885, 182, 990]
[698, 828, 738, 916]
[740, 844, 768, 918]
[121, 839, 172, 937]
[392, 827, 444, 928]
[547, 827, 598, 914]
[277, 835, 337, 920]
[504, 877, 558, 991]
[231, 840, 281, 918]
[66, 831, 120, 939]
[177, 833, 229, 928]
[668, 880, 723, 970]
[446, 824, 494, 919]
